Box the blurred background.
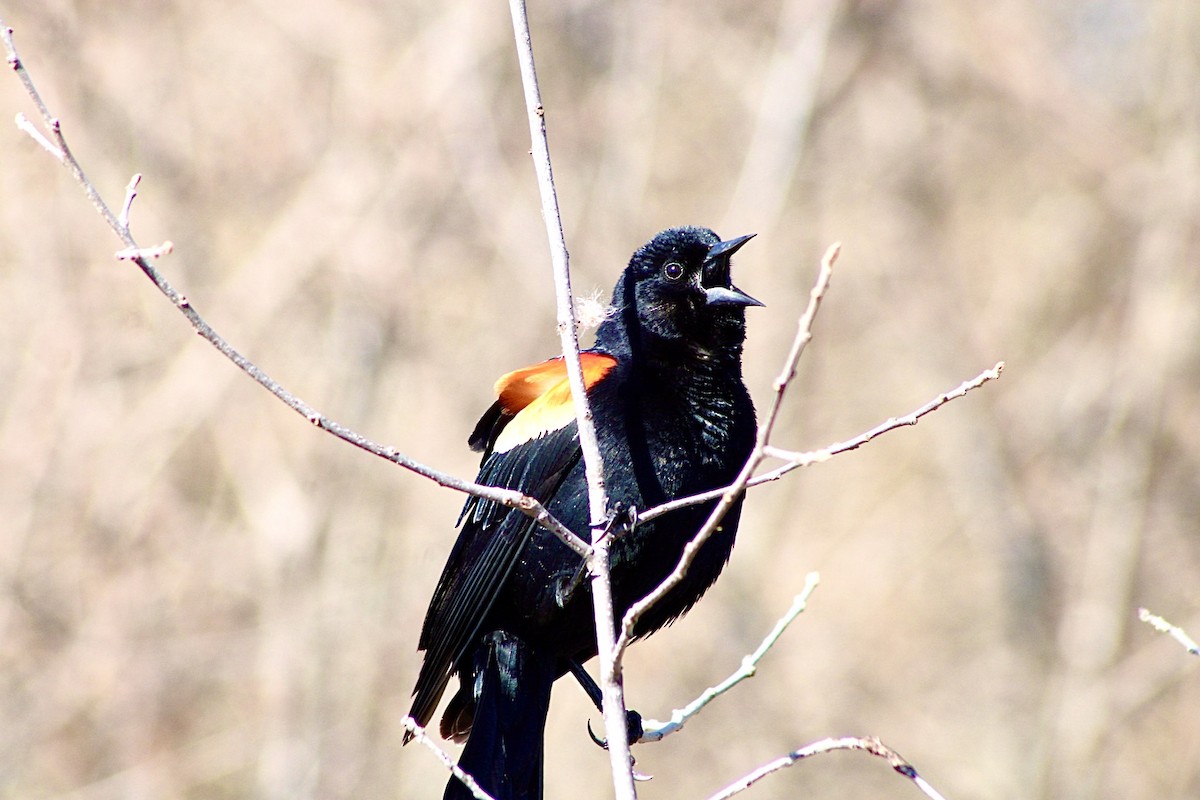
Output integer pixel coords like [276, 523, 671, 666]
[1, 1, 1197, 798]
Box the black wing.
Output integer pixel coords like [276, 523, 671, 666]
[407, 420, 582, 732]
[407, 353, 618, 734]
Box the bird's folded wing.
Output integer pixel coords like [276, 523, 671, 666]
[410, 353, 616, 728]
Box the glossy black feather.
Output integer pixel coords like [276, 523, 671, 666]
[467, 400, 508, 454]
[411, 421, 582, 732]
[408, 227, 760, 800]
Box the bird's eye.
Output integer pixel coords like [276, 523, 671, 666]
[662, 262, 685, 282]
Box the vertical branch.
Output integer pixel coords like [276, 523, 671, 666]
[507, 2, 636, 797]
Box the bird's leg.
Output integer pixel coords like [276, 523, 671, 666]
[568, 660, 644, 748]
[554, 562, 588, 608]
[554, 504, 638, 608]
[605, 503, 639, 541]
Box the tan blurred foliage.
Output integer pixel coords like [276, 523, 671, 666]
[1, 1, 1197, 798]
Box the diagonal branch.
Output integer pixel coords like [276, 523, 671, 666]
[640, 572, 820, 743]
[1138, 608, 1200, 656]
[762, 361, 1005, 471]
[638, 361, 1006, 524]
[0, 20, 591, 561]
[706, 735, 949, 800]
[401, 718, 497, 800]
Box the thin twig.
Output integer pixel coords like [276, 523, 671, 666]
[14, 111, 62, 160]
[640, 572, 820, 743]
[761, 361, 1006, 474]
[6, 26, 131, 246]
[614, 243, 840, 663]
[118, 172, 141, 231]
[706, 736, 949, 800]
[508, 1, 634, 796]
[0, 20, 592, 561]
[401, 718, 497, 800]
[115, 241, 174, 260]
[639, 361, 1005, 524]
[1138, 608, 1200, 656]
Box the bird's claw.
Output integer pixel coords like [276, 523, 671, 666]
[586, 716, 653, 781]
[586, 709, 644, 750]
[603, 503, 638, 541]
[555, 507, 638, 608]
[587, 718, 606, 749]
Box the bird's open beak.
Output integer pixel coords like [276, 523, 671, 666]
[705, 233, 756, 262]
[705, 285, 764, 307]
[704, 234, 763, 307]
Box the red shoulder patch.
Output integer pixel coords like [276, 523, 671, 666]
[494, 352, 617, 413]
[490, 353, 616, 453]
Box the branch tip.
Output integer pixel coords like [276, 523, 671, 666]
[119, 173, 142, 230]
[822, 241, 841, 267]
[705, 735, 946, 800]
[1139, 607, 1200, 655]
[639, 571, 821, 743]
[115, 241, 173, 260]
[15, 111, 64, 161]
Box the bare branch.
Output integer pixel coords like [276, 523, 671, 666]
[639, 361, 1006, 524]
[759, 241, 842, 442]
[614, 243, 840, 664]
[118, 172, 141, 231]
[5, 26, 135, 246]
[401, 718, 497, 800]
[115, 240, 174, 260]
[0, 19, 592, 561]
[760, 361, 1006, 475]
[508, 1, 634, 795]
[1138, 608, 1200, 656]
[706, 736, 949, 800]
[14, 110, 63, 161]
[640, 572, 820, 743]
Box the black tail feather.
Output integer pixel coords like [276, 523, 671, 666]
[445, 631, 555, 800]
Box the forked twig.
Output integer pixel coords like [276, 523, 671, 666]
[14, 111, 62, 160]
[761, 362, 1005, 474]
[640, 572, 820, 742]
[639, 362, 1006, 524]
[707, 735, 948, 800]
[0, 21, 591, 561]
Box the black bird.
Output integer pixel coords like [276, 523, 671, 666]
[407, 227, 761, 800]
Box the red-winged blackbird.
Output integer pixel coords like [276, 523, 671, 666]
[408, 227, 761, 800]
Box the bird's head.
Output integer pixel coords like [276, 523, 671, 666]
[600, 227, 761, 363]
